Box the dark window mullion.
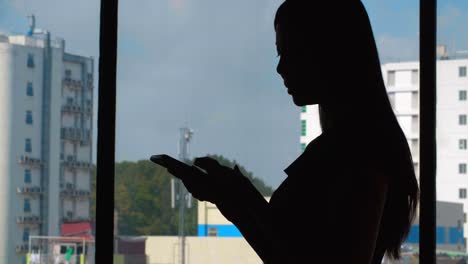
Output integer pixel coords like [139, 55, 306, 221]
[95, 0, 118, 261]
[419, 0, 437, 263]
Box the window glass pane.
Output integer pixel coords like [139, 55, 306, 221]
[24, 169, 32, 183]
[26, 110, 33, 124]
[1, 1, 99, 262]
[460, 90, 467, 101]
[459, 66, 467, 77]
[26, 82, 34, 96]
[115, 0, 421, 263]
[437, 0, 468, 257]
[460, 139, 467, 150]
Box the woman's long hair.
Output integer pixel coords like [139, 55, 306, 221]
[275, 0, 419, 260]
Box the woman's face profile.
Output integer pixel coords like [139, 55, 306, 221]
[275, 20, 327, 107]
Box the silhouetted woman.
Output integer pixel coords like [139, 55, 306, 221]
[151, 1, 420, 263]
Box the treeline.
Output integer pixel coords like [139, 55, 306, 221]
[91, 154, 274, 236]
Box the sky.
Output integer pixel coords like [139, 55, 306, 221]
[1, 0, 468, 189]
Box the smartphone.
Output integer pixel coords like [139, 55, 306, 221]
[150, 154, 188, 168]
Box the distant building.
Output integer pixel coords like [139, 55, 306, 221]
[300, 48, 468, 252]
[0, 23, 94, 263]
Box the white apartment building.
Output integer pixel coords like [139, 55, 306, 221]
[0, 24, 94, 263]
[300, 51, 468, 251]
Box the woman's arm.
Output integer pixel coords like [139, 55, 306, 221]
[215, 173, 272, 263]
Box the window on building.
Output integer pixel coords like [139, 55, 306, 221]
[411, 70, 419, 85]
[24, 170, 31, 184]
[411, 91, 419, 110]
[459, 66, 467, 77]
[26, 82, 33, 96]
[460, 188, 467, 199]
[459, 115, 467, 125]
[22, 228, 30, 242]
[65, 69, 72, 77]
[388, 93, 395, 109]
[387, 71, 396, 86]
[460, 139, 467, 150]
[301, 106, 306, 113]
[25, 138, 32, 153]
[27, 54, 35, 68]
[207, 227, 218, 236]
[25, 111, 33, 125]
[24, 199, 31, 212]
[460, 90, 467, 101]
[301, 120, 306, 136]
[301, 143, 306, 152]
[459, 163, 467, 174]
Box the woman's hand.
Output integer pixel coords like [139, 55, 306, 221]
[150, 154, 249, 205]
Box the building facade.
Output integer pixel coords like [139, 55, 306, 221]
[0, 29, 93, 263]
[301, 55, 468, 252]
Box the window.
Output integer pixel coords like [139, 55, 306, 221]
[27, 54, 34, 68]
[460, 189, 467, 199]
[459, 115, 467, 125]
[22, 228, 30, 242]
[460, 139, 467, 150]
[411, 91, 419, 110]
[459, 163, 467, 174]
[26, 82, 33, 96]
[388, 93, 395, 108]
[460, 90, 467, 101]
[301, 120, 306, 136]
[301, 106, 306, 113]
[25, 138, 32, 153]
[207, 227, 218, 237]
[387, 71, 395, 86]
[25, 111, 33, 125]
[24, 170, 31, 184]
[301, 143, 306, 152]
[24, 199, 31, 212]
[411, 70, 419, 85]
[65, 69, 72, 77]
[459, 66, 467, 77]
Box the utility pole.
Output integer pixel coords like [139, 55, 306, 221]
[172, 127, 194, 264]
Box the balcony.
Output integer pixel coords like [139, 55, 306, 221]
[18, 155, 42, 168]
[17, 186, 43, 196]
[60, 185, 91, 199]
[63, 78, 83, 91]
[61, 156, 93, 170]
[61, 102, 82, 114]
[61, 127, 91, 143]
[16, 215, 41, 225]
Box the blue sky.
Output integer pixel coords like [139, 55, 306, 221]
[1, 0, 468, 189]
